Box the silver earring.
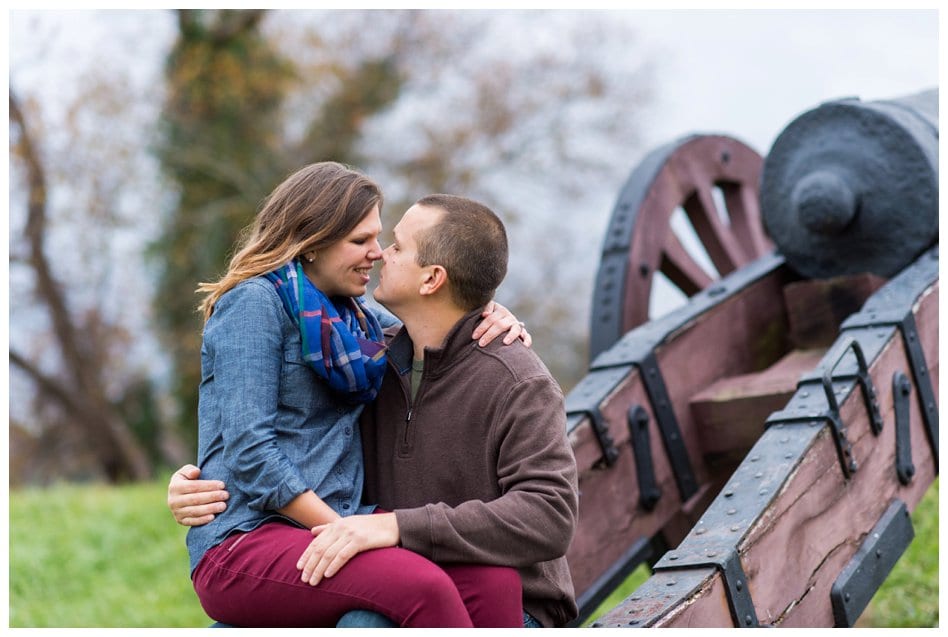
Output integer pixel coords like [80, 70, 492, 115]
[304, 253, 315, 263]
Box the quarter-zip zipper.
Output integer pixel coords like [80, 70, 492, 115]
[401, 361, 429, 453]
[404, 406, 413, 447]
[398, 367, 415, 454]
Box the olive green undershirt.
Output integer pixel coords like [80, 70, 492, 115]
[410, 359, 425, 400]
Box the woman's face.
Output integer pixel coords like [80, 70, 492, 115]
[302, 205, 383, 298]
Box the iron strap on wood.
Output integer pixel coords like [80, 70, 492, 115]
[565, 366, 632, 466]
[635, 352, 698, 502]
[627, 405, 661, 510]
[841, 309, 939, 472]
[830, 499, 915, 627]
[892, 372, 916, 485]
[652, 546, 759, 627]
[837, 244, 938, 470]
[768, 336, 882, 479]
[568, 252, 787, 469]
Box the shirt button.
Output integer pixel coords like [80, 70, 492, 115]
[344, 427, 352, 435]
[342, 503, 350, 510]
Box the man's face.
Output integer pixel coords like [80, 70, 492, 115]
[373, 204, 442, 312]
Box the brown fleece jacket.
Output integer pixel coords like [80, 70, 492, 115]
[359, 308, 579, 627]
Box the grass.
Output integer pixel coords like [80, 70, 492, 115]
[9, 479, 211, 628]
[855, 478, 940, 627]
[8, 478, 938, 627]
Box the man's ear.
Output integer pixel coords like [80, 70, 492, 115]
[419, 265, 448, 297]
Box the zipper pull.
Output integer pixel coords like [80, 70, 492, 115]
[406, 408, 413, 424]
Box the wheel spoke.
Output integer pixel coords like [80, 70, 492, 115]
[722, 182, 772, 257]
[683, 184, 749, 276]
[660, 231, 715, 296]
[589, 135, 767, 359]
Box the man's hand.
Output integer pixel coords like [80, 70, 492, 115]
[473, 300, 532, 347]
[167, 464, 230, 526]
[296, 513, 400, 586]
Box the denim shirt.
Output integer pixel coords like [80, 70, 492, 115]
[186, 277, 389, 573]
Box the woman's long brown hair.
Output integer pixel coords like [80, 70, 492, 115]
[197, 162, 383, 322]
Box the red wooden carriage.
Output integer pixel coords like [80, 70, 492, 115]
[564, 90, 938, 627]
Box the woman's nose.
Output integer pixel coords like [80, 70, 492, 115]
[368, 240, 383, 260]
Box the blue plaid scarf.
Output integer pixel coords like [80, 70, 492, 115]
[265, 260, 387, 404]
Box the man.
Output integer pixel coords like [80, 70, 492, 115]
[169, 194, 579, 627]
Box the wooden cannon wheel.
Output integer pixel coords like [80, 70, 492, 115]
[589, 135, 773, 360]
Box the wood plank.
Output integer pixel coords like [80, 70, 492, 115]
[690, 348, 825, 455]
[595, 280, 937, 627]
[784, 273, 886, 349]
[567, 266, 794, 598]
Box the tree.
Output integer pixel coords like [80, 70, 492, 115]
[151, 9, 296, 443]
[152, 9, 415, 443]
[10, 89, 155, 482]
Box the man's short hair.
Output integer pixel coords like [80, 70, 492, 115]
[414, 194, 508, 311]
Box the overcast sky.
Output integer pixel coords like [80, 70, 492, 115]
[630, 9, 938, 155]
[7, 7, 939, 158]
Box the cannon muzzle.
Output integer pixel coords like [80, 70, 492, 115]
[761, 89, 938, 279]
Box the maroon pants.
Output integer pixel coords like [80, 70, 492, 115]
[192, 521, 523, 627]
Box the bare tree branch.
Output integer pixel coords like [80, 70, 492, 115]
[10, 88, 152, 481]
[9, 349, 84, 418]
[10, 91, 89, 395]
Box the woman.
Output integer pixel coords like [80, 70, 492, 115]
[187, 162, 525, 627]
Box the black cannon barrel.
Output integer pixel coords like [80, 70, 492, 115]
[760, 89, 938, 279]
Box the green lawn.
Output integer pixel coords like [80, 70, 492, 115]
[9, 479, 210, 628]
[8, 478, 938, 627]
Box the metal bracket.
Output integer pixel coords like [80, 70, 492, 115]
[565, 366, 633, 467]
[628, 405, 661, 510]
[841, 310, 938, 472]
[572, 405, 620, 467]
[635, 352, 698, 502]
[830, 499, 915, 627]
[819, 336, 880, 478]
[769, 334, 889, 479]
[892, 372, 916, 485]
[653, 548, 759, 627]
[809, 335, 885, 435]
[897, 313, 938, 471]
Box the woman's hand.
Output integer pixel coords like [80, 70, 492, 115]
[472, 300, 532, 348]
[296, 513, 400, 586]
[167, 464, 229, 526]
